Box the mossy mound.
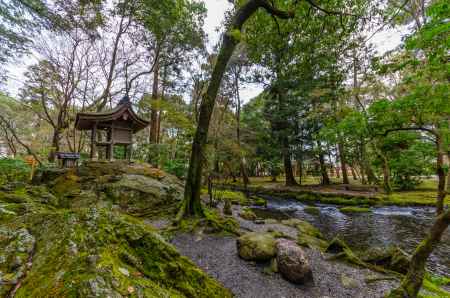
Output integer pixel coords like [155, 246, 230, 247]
[250, 196, 267, 207]
[237, 232, 277, 261]
[340, 206, 371, 213]
[1, 163, 231, 297]
[239, 208, 257, 221]
[0, 183, 231, 298]
[360, 246, 410, 274]
[325, 238, 450, 297]
[215, 190, 250, 206]
[35, 161, 184, 218]
[281, 218, 328, 250]
[303, 206, 320, 215]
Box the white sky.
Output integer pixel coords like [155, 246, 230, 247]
[5, 0, 406, 103]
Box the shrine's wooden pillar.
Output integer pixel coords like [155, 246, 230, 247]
[106, 127, 113, 161]
[125, 144, 132, 161]
[90, 123, 97, 160]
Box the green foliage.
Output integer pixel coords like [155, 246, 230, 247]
[163, 158, 187, 178]
[0, 158, 30, 184]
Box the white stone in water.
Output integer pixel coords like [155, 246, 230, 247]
[118, 267, 129, 277]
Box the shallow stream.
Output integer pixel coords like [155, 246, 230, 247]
[251, 196, 450, 277]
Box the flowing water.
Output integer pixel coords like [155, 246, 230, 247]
[251, 196, 450, 277]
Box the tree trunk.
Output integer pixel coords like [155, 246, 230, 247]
[48, 129, 60, 162]
[235, 68, 250, 186]
[283, 137, 298, 186]
[382, 155, 392, 194]
[319, 152, 330, 185]
[338, 141, 349, 184]
[447, 151, 450, 192]
[150, 55, 159, 144]
[389, 209, 450, 298]
[297, 154, 303, 185]
[350, 166, 357, 180]
[436, 135, 447, 215]
[179, 0, 292, 219]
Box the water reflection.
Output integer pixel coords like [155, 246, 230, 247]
[252, 197, 450, 276]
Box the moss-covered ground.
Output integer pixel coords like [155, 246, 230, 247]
[0, 162, 232, 298]
[216, 177, 449, 208]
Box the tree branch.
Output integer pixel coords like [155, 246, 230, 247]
[0, 114, 42, 164]
[304, 0, 359, 17]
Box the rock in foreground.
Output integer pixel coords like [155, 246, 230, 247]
[276, 239, 312, 284]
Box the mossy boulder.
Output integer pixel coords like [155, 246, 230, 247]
[359, 246, 410, 274]
[326, 237, 410, 275]
[281, 218, 327, 250]
[104, 174, 182, 217]
[250, 196, 267, 207]
[239, 208, 257, 221]
[0, 183, 231, 298]
[303, 206, 320, 215]
[237, 232, 277, 261]
[1, 163, 232, 297]
[36, 162, 183, 217]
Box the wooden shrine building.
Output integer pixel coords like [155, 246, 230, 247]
[75, 96, 149, 161]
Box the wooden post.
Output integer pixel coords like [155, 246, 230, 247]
[90, 124, 97, 160]
[126, 144, 132, 161]
[107, 127, 114, 161]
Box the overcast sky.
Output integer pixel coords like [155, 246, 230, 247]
[5, 0, 407, 103]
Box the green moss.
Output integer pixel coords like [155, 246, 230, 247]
[215, 190, 249, 205]
[303, 206, 320, 215]
[239, 208, 257, 221]
[251, 196, 267, 207]
[229, 29, 242, 42]
[280, 218, 328, 250]
[237, 232, 277, 261]
[340, 206, 371, 213]
[0, 164, 231, 297]
[217, 180, 449, 208]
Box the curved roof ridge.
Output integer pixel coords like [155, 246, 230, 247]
[75, 100, 149, 132]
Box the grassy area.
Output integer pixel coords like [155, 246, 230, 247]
[216, 177, 449, 208]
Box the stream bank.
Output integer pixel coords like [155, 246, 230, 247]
[171, 203, 399, 298]
[216, 182, 449, 208]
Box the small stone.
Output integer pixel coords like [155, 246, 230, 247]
[118, 267, 129, 277]
[341, 274, 358, 288]
[270, 258, 278, 273]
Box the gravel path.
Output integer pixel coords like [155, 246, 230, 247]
[171, 206, 399, 298]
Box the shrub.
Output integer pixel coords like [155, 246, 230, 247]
[0, 158, 30, 184]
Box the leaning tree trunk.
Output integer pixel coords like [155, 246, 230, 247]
[389, 209, 450, 298]
[235, 72, 250, 186]
[178, 0, 292, 219]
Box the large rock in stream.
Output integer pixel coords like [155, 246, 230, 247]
[0, 162, 231, 297]
[275, 239, 313, 284]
